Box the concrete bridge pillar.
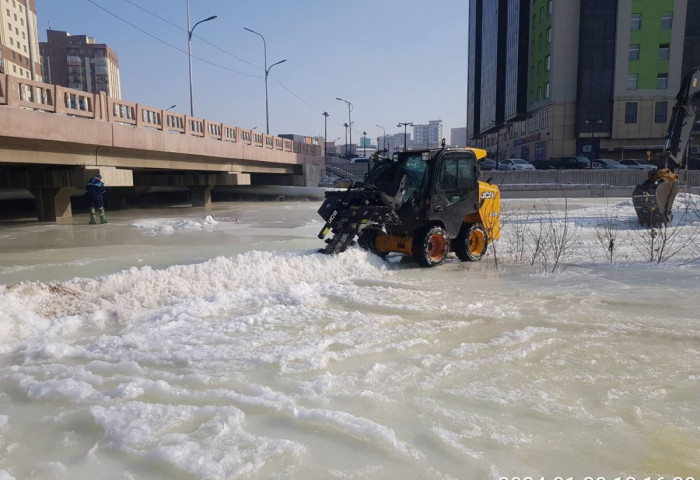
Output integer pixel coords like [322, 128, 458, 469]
[189, 185, 214, 207]
[29, 187, 75, 222]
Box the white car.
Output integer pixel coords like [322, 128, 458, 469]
[498, 158, 536, 171]
[619, 159, 657, 170]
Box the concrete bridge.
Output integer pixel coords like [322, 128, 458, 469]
[0, 74, 323, 221]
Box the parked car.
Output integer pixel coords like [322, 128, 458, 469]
[530, 159, 553, 170]
[591, 158, 628, 169]
[498, 158, 536, 171]
[550, 156, 597, 169]
[619, 159, 658, 170]
[350, 157, 369, 164]
[479, 158, 497, 171]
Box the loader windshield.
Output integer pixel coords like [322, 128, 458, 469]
[369, 153, 428, 200]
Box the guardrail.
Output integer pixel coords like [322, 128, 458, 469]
[326, 162, 700, 186]
[484, 169, 700, 186]
[0, 73, 321, 157]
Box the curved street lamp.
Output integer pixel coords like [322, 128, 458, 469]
[375, 124, 385, 151]
[186, 2, 217, 117]
[397, 122, 413, 151]
[336, 97, 353, 158]
[245, 27, 286, 134]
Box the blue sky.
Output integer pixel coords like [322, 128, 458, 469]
[37, 0, 469, 144]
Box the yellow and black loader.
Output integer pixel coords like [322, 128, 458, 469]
[318, 144, 500, 267]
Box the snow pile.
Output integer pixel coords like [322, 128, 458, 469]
[130, 215, 219, 235]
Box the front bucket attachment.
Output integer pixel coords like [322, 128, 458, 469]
[633, 177, 679, 227]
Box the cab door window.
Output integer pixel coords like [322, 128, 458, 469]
[438, 153, 475, 207]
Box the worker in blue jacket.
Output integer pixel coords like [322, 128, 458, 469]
[85, 174, 108, 224]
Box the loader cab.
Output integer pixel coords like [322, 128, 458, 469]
[429, 149, 480, 236]
[369, 148, 481, 237]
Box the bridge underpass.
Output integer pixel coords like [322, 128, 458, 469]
[0, 74, 324, 222]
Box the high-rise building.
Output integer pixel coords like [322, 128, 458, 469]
[451, 127, 468, 147]
[468, 0, 700, 163]
[40, 30, 121, 99]
[413, 120, 444, 149]
[0, 0, 41, 81]
[390, 132, 410, 151]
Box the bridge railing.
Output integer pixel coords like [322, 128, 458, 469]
[137, 104, 164, 130]
[0, 74, 6, 104]
[108, 97, 137, 125]
[0, 73, 322, 157]
[166, 112, 186, 133]
[56, 86, 96, 118]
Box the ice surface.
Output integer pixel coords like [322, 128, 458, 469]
[0, 197, 699, 479]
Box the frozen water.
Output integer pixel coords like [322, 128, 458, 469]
[0, 198, 699, 479]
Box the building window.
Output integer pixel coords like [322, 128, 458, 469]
[659, 44, 670, 60]
[548, 0, 552, 14]
[657, 73, 668, 89]
[547, 27, 551, 43]
[627, 73, 638, 90]
[545, 83, 550, 98]
[655, 101, 668, 123]
[538, 60, 542, 74]
[631, 13, 642, 30]
[537, 86, 542, 100]
[539, 33, 543, 48]
[629, 44, 640, 60]
[625, 102, 638, 124]
[540, 6, 544, 21]
[546, 55, 551, 71]
[661, 12, 672, 30]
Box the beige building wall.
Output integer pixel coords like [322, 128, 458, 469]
[0, 0, 41, 81]
[107, 57, 121, 99]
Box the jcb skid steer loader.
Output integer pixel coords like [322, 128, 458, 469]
[317, 145, 500, 267]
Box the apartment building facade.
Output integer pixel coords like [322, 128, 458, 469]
[413, 120, 444, 149]
[468, 0, 700, 163]
[0, 0, 41, 80]
[40, 29, 121, 99]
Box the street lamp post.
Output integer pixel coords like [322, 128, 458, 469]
[362, 131, 367, 157]
[397, 122, 413, 151]
[186, 1, 217, 117]
[165, 104, 177, 111]
[584, 119, 604, 167]
[336, 97, 353, 158]
[491, 120, 512, 170]
[244, 27, 286, 134]
[322, 111, 329, 157]
[343, 123, 349, 158]
[375, 124, 385, 151]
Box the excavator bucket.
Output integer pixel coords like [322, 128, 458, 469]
[632, 170, 679, 227]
